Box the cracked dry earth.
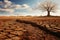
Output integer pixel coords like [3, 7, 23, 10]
[0, 20, 60, 40]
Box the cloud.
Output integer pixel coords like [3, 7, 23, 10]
[14, 5, 21, 9]
[22, 4, 30, 9]
[0, 8, 14, 13]
[0, 0, 31, 13]
[14, 4, 30, 9]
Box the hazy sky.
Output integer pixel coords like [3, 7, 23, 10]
[0, 0, 60, 16]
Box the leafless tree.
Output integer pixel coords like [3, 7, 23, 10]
[37, 0, 57, 16]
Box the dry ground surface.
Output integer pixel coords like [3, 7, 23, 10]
[0, 16, 60, 40]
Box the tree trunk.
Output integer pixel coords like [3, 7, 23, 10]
[47, 11, 50, 16]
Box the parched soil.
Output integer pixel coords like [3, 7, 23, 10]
[0, 17, 60, 40]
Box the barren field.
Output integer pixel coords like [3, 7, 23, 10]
[0, 16, 60, 40]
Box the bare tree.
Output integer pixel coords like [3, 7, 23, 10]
[37, 0, 57, 16]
